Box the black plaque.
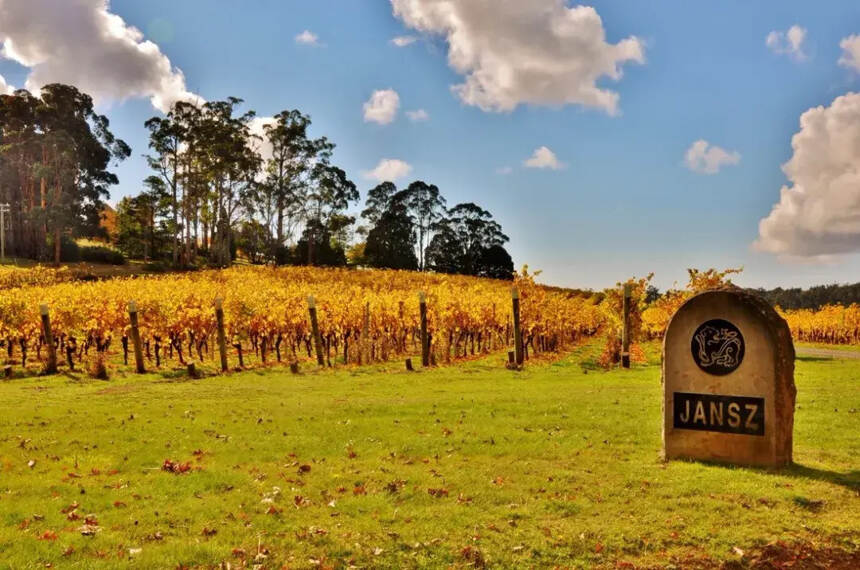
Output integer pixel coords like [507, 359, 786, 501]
[690, 318, 744, 375]
[673, 392, 764, 436]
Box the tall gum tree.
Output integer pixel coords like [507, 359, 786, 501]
[0, 84, 129, 264]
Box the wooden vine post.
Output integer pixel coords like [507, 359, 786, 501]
[511, 287, 523, 366]
[128, 300, 146, 374]
[621, 283, 632, 368]
[418, 291, 429, 367]
[39, 304, 57, 375]
[308, 295, 325, 366]
[214, 297, 228, 372]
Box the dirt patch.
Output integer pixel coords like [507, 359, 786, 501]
[722, 540, 860, 569]
[609, 540, 860, 569]
[795, 347, 860, 360]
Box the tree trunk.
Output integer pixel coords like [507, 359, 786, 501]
[53, 227, 61, 266]
[172, 179, 179, 266]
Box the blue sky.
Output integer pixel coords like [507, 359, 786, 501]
[1, 0, 858, 290]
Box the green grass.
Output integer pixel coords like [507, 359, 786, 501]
[0, 343, 857, 569]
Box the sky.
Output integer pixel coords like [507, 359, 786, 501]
[0, 0, 858, 291]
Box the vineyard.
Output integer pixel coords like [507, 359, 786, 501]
[0, 266, 603, 377]
[1, 265, 858, 379]
[637, 269, 860, 347]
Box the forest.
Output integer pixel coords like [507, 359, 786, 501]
[0, 84, 514, 280]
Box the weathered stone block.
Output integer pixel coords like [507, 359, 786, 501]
[662, 288, 796, 467]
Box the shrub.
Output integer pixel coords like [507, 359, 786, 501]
[79, 245, 125, 265]
[59, 237, 81, 262]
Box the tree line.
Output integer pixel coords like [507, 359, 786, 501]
[746, 283, 860, 310]
[0, 84, 514, 279]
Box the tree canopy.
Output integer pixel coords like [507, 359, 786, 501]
[0, 84, 129, 264]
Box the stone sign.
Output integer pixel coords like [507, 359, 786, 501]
[662, 289, 796, 467]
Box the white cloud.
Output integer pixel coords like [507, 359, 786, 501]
[524, 146, 564, 170]
[0, 0, 198, 113]
[294, 30, 320, 46]
[405, 108, 429, 122]
[0, 73, 14, 94]
[766, 25, 808, 61]
[363, 158, 413, 182]
[838, 35, 860, 72]
[754, 92, 860, 259]
[248, 116, 276, 163]
[496, 166, 513, 175]
[684, 140, 740, 174]
[391, 35, 417, 47]
[363, 88, 400, 124]
[391, 0, 644, 115]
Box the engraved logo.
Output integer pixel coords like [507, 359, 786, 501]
[690, 319, 744, 375]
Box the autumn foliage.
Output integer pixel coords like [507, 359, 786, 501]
[0, 265, 603, 375]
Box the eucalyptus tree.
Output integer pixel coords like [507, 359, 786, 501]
[195, 98, 260, 266]
[404, 180, 446, 270]
[301, 163, 358, 265]
[0, 84, 129, 263]
[426, 202, 513, 279]
[364, 188, 418, 270]
[115, 176, 169, 261]
[256, 110, 328, 257]
[144, 102, 188, 265]
[360, 181, 398, 227]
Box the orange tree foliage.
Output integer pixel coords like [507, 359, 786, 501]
[641, 267, 743, 339]
[640, 267, 859, 346]
[778, 304, 860, 345]
[0, 265, 604, 374]
[597, 273, 654, 366]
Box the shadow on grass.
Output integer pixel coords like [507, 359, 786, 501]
[675, 458, 859, 492]
[781, 463, 860, 492]
[795, 356, 836, 362]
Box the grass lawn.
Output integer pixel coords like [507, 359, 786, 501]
[0, 342, 857, 569]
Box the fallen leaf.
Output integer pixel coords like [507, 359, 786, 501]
[79, 524, 100, 536]
[161, 459, 192, 474]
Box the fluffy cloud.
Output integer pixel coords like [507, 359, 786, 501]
[0, 73, 14, 94]
[524, 146, 564, 170]
[363, 89, 400, 124]
[838, 35, 860, 72]
[754, 92, 860, 259]
[405, 108, 429, 122]
[248, 116, 276, 163]
[294, 30, 320, 46]
[391, 35, 417, 47]
[684, 140, 740, 174]
[390, 0, 644, 115]
[0, 0, 198, 112]
[363, 158, 412, 182]
[766, 25, 808, 61]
